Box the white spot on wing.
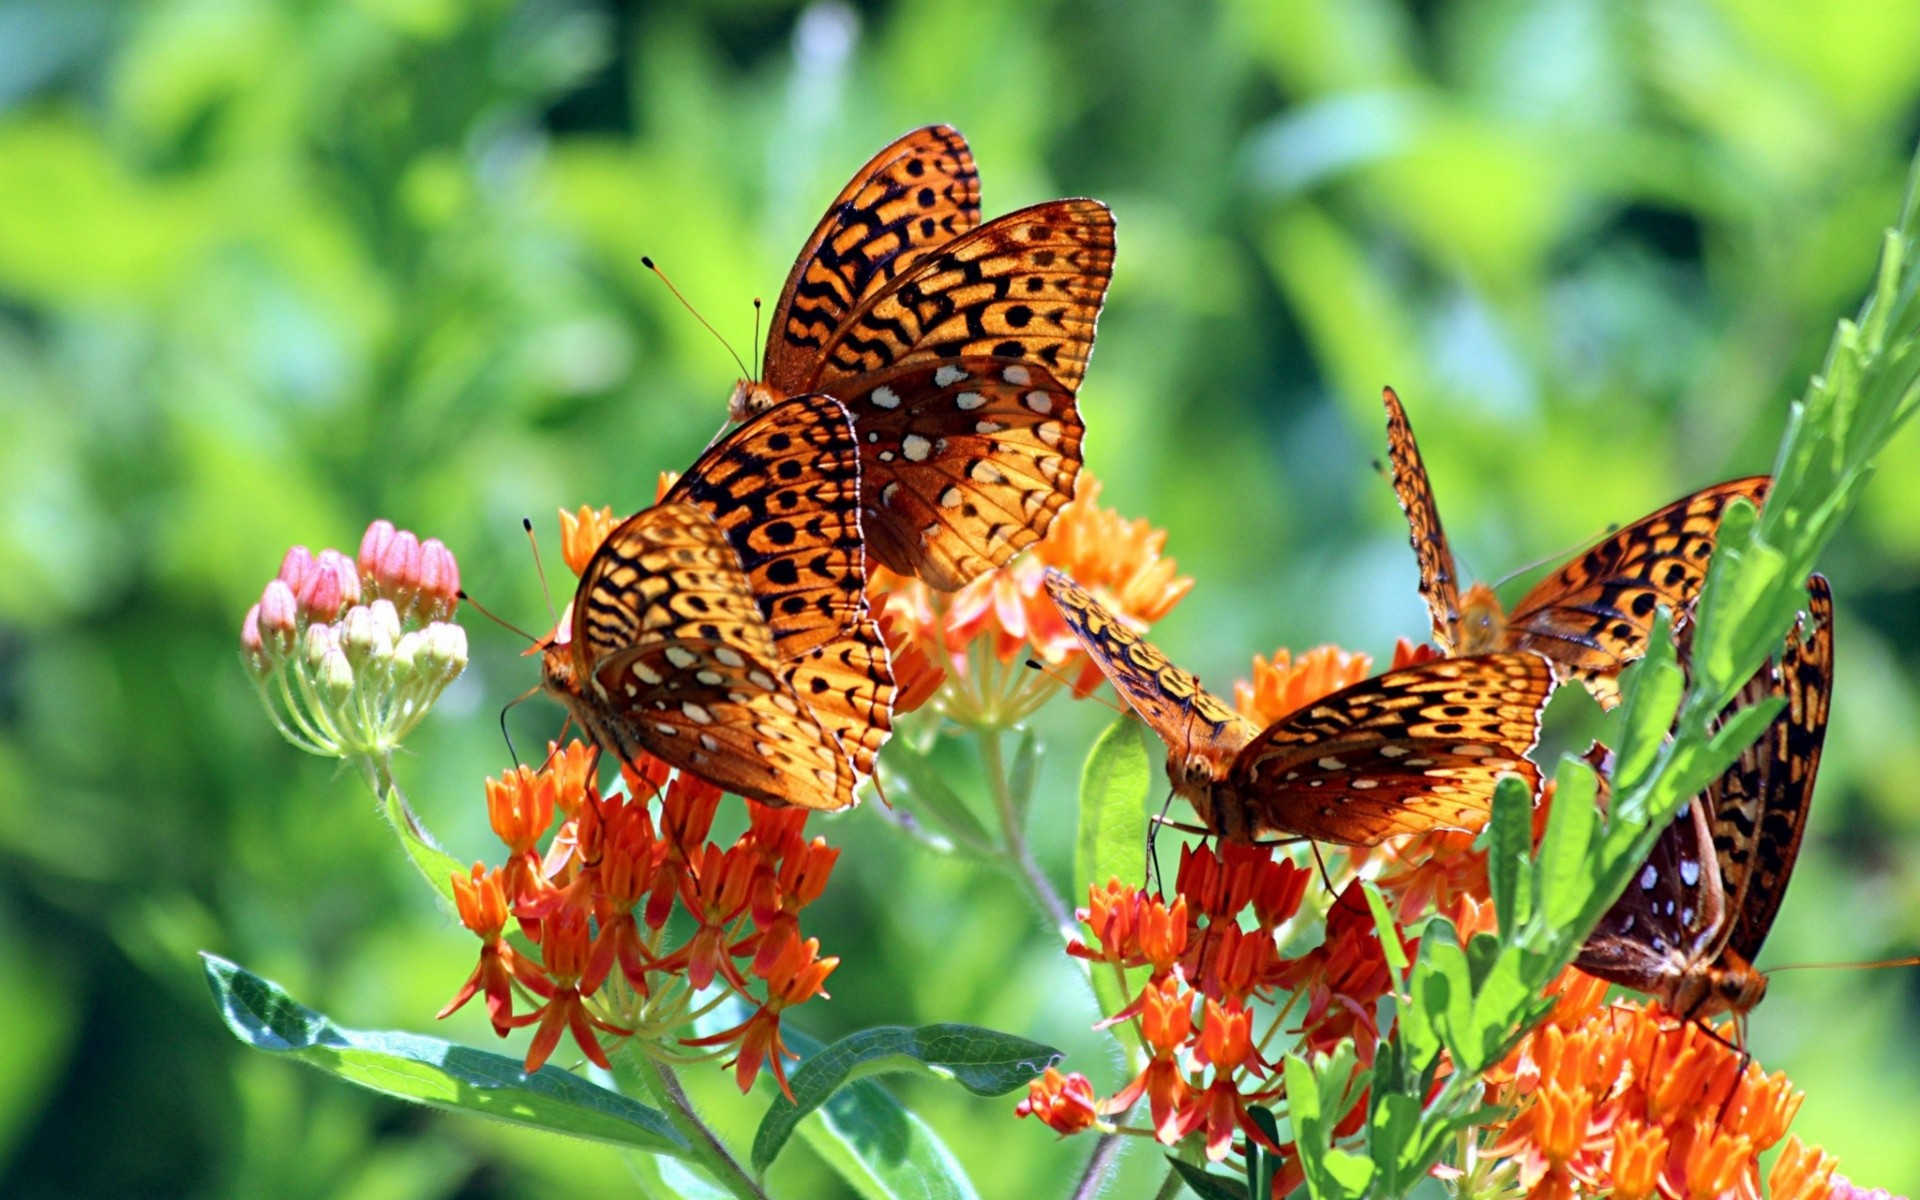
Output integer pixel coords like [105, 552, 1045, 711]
[976, 420, 1006, 435]
[682, 702, 713, 724]
[902, 434, 933, 462]
[870, 386, 901, 409]
[714, 648, 744, 668]
[665, 647, 697, 669]
[1002, 365, 1031, 385]
[934, 365, 968, 387]
[939, 487, 962, 508]
[955, 391, 986, 410]
[1639, 864, 1658, 890]
[1318, 756, 1345, 771]
[1025, 390, 1054, 415]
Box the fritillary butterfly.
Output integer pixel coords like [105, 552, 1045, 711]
[664, 393, 896, 779]
[729, 125, 1114, 590]
[1045, 570, 1555, 846]
[540, 501, 856, 810]
[1383, 386, 1770, 709]
[1575, 575, 1833, 1022]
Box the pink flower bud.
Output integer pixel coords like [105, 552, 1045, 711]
[373, 530, 422, 601]
[258, 580, 299, 653]
[277, 546, 316, 590]
[240, 605, 271, 679]
[417, 538, 461, 621]
[298, 549, 361, 621]
[320, 647, 357, 703]
[358, 520, 397, 581]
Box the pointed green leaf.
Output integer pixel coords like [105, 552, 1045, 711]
[202, 953, 685, 1153]
[1169, 1158, 1250, 1200]
[882, 743, 995, 852]
[796, 1081, 982, 1200]
[1536, 753, 1598, 931]
[1076, 713, 1154, 902]
[1486, 774, 1533, 938]
[752, 1024, 1059, 1171]
[1360, 882, 1408, 977]
[383, 788, 464, 911]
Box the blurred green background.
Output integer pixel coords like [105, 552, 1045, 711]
[5, 0, 1920, 1196]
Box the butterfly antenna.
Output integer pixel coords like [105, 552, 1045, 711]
[459, 588, 541, 644]
[1024, 659, 1128, 715]
[1765, 954, 1920, 974]
[1491, 521, 1621, 589]
[751, 296, 763, 382]
[642, 255, 751, 378]
[523, 517, 558, 627]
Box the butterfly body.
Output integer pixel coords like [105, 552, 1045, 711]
[1574, 575, 1832, 1022]
[1045, 570, 1555, 846]
[733, 125, 1114, 589]
[1383, 386, 1770, 707]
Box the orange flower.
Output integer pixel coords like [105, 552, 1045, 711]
[1768, 1137, 1840, 1200]
[504, 905, 633, 1072]
[1016, 1068, 1102, 1136]
[686, 929, 838, 1098]
[1680, 1117, 1752, 1200]
[1612, 1119, 1670, 1200]
[438, 864, 550, 1034]
[558, 505, 619, 576]
[1233, 643, 1383, 728]
[868, 471, 1191, 726]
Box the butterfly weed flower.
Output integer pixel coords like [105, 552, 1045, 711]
[441, 741, 843, 1095]
[241, 521, 467, 765]
[871, 472, 1192, 728]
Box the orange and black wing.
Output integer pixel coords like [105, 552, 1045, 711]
[793, 199, 1115, 398]
[667, 393, 868, 658]
[764, 126, 982, 396]
[780, 609, 896, 781]
[1503, 477, 1772, 708]
[1223, 653, 1554, 845]
[1718, 574, 1832, 963]
[841, 359, 1082, 589]
[1382, 387, 1465, 654]
[1043, 568, 1256, 773]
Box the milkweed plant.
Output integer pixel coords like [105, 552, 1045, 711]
[207, 144, 1920, 1200]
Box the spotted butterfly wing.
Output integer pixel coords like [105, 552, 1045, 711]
[1381, 389, 1770, 709]
[542, 502, 855, 809]
[1046, 569, 1553, 846]
[1574, 575, 1832, 1016]
[666, 393, 896, 778]
[1043, 569, 1258, 797]
[760, 125, 981, 399]
[736, 128, 1114, 591]
[1382, 386, 1467, 655]
[1501, 477, 1772, 708]
[1221, 652, 1553, 845]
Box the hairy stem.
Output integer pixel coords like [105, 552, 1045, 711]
[1070, 1131, 1128, 1200]
[981, 728, 1077, 943]
[631, 1055, 769, 1200]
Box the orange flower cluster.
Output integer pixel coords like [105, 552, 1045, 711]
[1472, 974, 1847, 1200]
[871, 473, 1192, 727]
[1020, 837, 1409, 1172]
[439, 741, 840, 1097]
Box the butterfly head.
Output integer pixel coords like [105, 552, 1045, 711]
[728, 379, 786, 423]
[1670, 954, 1769, 1023]
[1166, 747, 1237, 837]
[1458, 582, 1508, 655]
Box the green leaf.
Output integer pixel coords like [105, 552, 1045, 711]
[795, 1081, 982, 1200]
[1609, 612, 1684, 794]
[1248, 1105, 1282, 1200]
[201, 953, 685, 1153]
[1170, 1157, 1250, 1200]
[1535, 753, 1597, 932]
[882, 743, 995, 853]
[1007, 725, 1041, 823]
[1360, 882, 1408, 977]
[1076, 713, 1154, 901]
[1284, 1050, 1373, 1200]
[1075, 714, 1155, 1031]
[752, 1024, 1059, 1172]
[1486, 774, 1533, 938]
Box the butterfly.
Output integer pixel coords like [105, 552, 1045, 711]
[662, 392, 897, 780]
[1574, 574, 1833, 1025]
[1382, 386, 1771, 709]
[1044, 569, 1556, 845]
[728, 124, 1115, 590]
[540, 500, 858, 810]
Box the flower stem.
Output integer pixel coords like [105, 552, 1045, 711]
[630, 1054, 769, 1200]
[979, 728, 1076, 943]
[1150, 1164, 1187, 1200]
[1071, 1131, 1128, 1200]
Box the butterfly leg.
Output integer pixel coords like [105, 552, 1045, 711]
[1146, 791, 1205, 895]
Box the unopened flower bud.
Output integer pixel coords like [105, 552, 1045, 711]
[258, 580, 299, 654]
[297, 549, 360, 622]
[277, 545, 316, 590]
[340, 604, 394, 668]
[418, 621, 470, 686]
[321, 647, 356, 704]
[417, 539, 461, 621]
[358, 520, 397, 583]
[305, 622, 338, 668]
[371, 529, 422, 604]
[240, 605, 272, 679]
[369, 598, 402, 644]
[393, 629, 423, 674]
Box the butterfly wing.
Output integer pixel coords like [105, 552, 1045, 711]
[793, 199, 1115, 398]
[1222, 653, 1554, 845]
[592, 640, 856, 811]
[764, 126, 982, 395]
[1044, 568, 1256, 777]
[780, 609, 896, 781]
[1574, 797, 1730, 1001]
[1718, 574, 1832, 963]
[1382, 387, 1465, 654]
[1502, 477, 1772, 708]
[666, 393, 868, 657]
[839, 359, 1082, 589]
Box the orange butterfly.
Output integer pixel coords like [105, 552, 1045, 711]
[729, 125, 1115, 590]
[543, 395, 896, 809]
[1382, 386, 1770, 708]
[1046, 570, 1555, 846]
[1576, 575, 1832, 1025]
